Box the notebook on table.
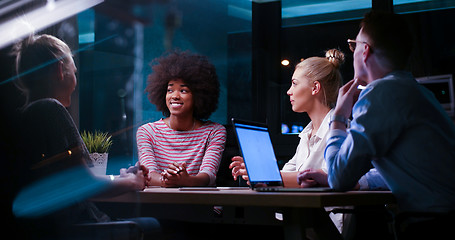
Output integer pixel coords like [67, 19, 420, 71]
[231, 118, 332, 192]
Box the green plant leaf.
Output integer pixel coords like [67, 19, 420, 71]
[80, 130, 113, 153]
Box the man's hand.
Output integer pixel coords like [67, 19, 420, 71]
[119, 168, 146, 191]
[334, 78, 365, 119]
[297, 169, 329, 188]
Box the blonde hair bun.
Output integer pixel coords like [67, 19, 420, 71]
[325, 49, 345, 68]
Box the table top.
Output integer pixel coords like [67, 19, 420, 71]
[95, 187, 395, 208]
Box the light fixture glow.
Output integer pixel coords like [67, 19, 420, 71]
[46, 0, 56, 11]
[0, 0, 104, 49]
[281, 59, 290, 66]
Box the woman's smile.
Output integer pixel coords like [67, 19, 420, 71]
[166, 79, 194, 116]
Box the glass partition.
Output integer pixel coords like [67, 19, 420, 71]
[282, 0, 372, 27]
[394, 0, 455, 13]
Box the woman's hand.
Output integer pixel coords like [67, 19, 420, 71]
[229, 156, 249, 184]
[161, 162, 188, 187]
[297, 169, 329, 188]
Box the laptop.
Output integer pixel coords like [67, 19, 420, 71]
[231, 118, 332, 192]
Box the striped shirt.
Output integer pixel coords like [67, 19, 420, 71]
[136, 119, 226, 185]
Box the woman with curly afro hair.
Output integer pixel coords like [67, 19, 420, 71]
[137, 51, 226, 187]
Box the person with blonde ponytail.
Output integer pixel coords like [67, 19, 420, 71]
[231, 49, 350, 187]
[13, 34, 162, 239]
[278, 49, 344, 185]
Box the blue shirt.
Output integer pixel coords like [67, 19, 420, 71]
[325, 71, 455, 213]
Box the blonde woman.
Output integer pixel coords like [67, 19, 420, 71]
[14, 34, 161, 239]
[230, 49, 344, 187]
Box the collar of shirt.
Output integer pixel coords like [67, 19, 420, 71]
[298, 109, 334, 145]
[383, 70, 414, 81]
[362, 71, 414, 92]
[299, 109, 334, 139]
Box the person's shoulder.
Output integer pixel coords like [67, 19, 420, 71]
[371, 71, 416, 88]
[25, 98, 64, 111]
[23, 98, 68, 119]
[138, 119, 166, 132]
[202, 122, 227, 138]
[203, 121, 226, 131]
[363, 72, 416, 98]
[21, 99, 76, 139]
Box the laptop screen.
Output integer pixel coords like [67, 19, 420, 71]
[232, 119, 283, 187]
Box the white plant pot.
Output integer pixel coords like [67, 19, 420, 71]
[89, 152, 108, 176]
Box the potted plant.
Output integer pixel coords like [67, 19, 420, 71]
[81, 130, 113, 176]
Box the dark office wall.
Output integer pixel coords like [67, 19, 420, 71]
[227, 31, 253, 121]
[407, 8, 455, 78]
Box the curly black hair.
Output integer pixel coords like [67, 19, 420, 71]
[146, 51, 220, 120]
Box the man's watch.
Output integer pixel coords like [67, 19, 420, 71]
[329, 115, 349, 128]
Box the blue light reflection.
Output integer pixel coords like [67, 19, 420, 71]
[13, 166, 109, 218]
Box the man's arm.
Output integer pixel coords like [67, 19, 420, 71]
[359, 168, 389, 190]
[325, 78, 374, 191]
